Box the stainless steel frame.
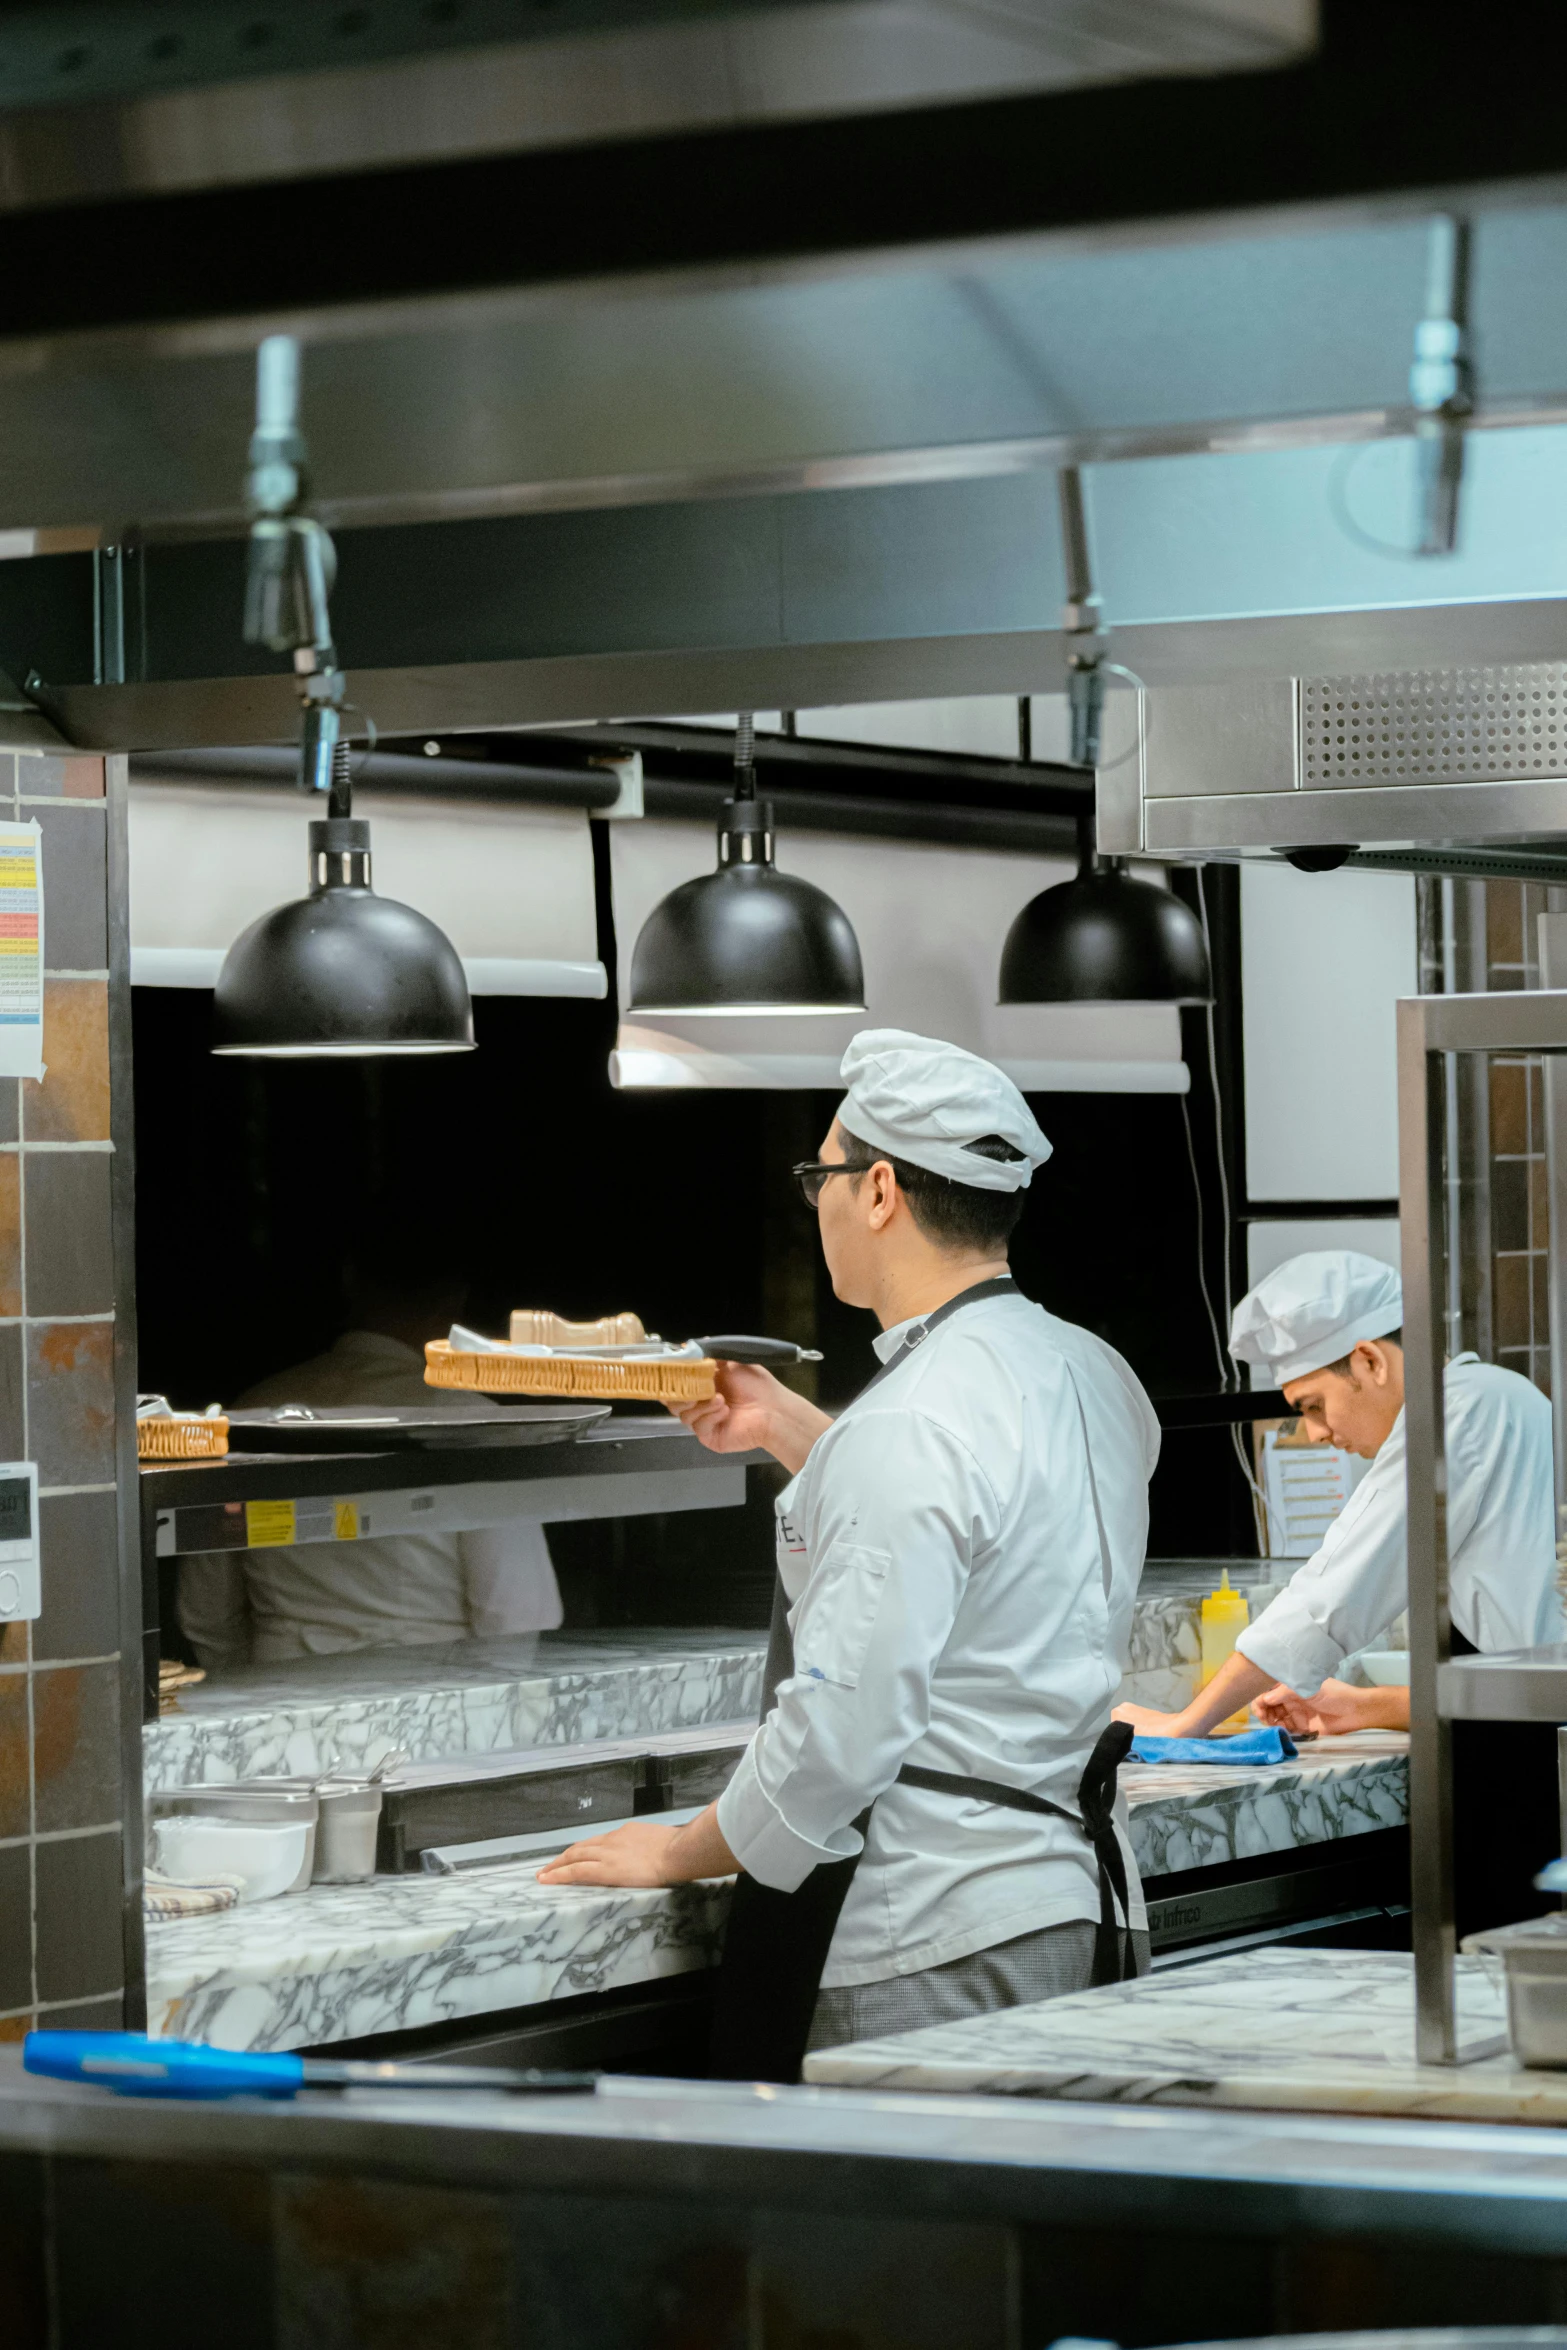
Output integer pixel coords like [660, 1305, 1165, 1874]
[1400, 984, 1567, 2063]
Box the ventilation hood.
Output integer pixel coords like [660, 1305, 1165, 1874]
[1102, 660, 1567, 877]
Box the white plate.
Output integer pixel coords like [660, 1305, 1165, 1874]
[1359, 1650, 1410, 1686]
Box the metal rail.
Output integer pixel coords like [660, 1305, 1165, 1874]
[1400, 986, 1567, 2062]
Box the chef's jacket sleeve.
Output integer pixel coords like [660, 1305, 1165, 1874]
[1235, 1441, 1409, 1693]
[460, 1522, 564, 1635]
[177, 1553, 253, 1674]
[716, 1407, 998, 1892]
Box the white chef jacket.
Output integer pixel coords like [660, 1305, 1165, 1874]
[178, 1330, 563, 1670]
[715, 1286, 1162, 1988]
[1238, 1353, 1562, 1695]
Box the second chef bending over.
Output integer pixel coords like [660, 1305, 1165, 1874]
[1117, 1248, 1561, 1744]
[539, 1028, 1161, 2077]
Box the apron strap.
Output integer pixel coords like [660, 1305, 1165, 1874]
[897, 1718, 1137, 1986]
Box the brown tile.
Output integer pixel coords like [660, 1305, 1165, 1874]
[32, 1662, 119, 1834]
[0, 1153, 19, 1321]
[1530, 1058, 1546, 1142]
[22, 980, 109, 1144]
[1490, 1061, 1528, 1155]
[0, 1621, 27, 1667]
[0, 2012, 31, 2041]
[1492, 1158, 1530, 1253]
[23, 1150, 112, 1318]
[1532, 1155, 1552, 1251]
[1494, 1252, 1532, 1349]
[18, 756, 104, 800]
[33, 1489, 120, 1665]
[34, 1829, 121, 2004]
[0, 1324, 23, 1462]
[0, 1085, 18, 1147]
[1488, 881, 1524, 964]
[36, 803, 108, 972]
[0, 1672, 29, 1839]
[25, 1321, 115, 1488]
[0, 1842, 29, 2012]
[1535, 1248, 1551, 1340]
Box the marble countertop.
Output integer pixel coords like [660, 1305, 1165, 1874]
[799, 1946, 1567, 2124]
[147, 1863, 730, 2051]
[146, 1731, 1408, 2052]
[145, 1626, 768, 1790]
[1121, 1728, 1408, 1874]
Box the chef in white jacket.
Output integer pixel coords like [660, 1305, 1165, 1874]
[538, 1029, 1162, 2077]
[1116, 1249, 1561, 1932]
[179, 1269, 562, 1669]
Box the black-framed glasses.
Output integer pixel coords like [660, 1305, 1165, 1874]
[792, 1159, 860, 1209]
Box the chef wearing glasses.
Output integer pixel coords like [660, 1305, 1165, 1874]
[538, 1028, 1161, 2080]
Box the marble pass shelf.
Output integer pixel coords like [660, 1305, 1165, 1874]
[145, 1627, 768, 1791]
[800, 1947, 1567, 2126]
[144, 1730, 1408, 2053]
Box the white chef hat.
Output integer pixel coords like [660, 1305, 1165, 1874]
[835, 1029, 1052, 1194]
[1229, 1249, 1404, 1386]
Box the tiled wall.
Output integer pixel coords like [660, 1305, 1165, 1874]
[0, 750, 138, 2038]
[1484, 881, 1554, 1392]
[1419, 875, 1562, 1392]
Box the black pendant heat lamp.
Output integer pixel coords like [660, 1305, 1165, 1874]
[628, 715, 865, 1015]
[1000, 466, 1211, 1007]
[999, 816, 1212, 1005]
[212, 337, 473, 1059]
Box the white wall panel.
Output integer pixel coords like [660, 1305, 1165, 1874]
[1241, 862, 1416, 1202]
[610, 816, 1187, 1090]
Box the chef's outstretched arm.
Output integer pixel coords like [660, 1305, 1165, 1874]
[668, 1359, 832, 1475]
[537, 1803, 737, 1889]
[1114, 1649, 1276, 1738]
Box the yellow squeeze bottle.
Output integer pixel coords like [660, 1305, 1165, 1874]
[1199, 1570, 1252, 1734]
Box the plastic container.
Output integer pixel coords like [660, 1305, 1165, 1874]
[312, 1782, 383, 1884]
[148, 1783, 318, 1892]
[1360, 1650, 1411, 1686]
[1200, 1569, 1252, 1732]
[151, 1815, 309, 1905]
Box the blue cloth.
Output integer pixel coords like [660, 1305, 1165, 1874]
[1129, 1726, 1298, 1765]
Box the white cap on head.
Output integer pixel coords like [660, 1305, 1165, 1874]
[835, 1028, 1052, 1194]
[1229, 1249, 1404, 1387]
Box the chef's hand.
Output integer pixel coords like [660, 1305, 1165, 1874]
[1112, 1703, 1185, 1735]
[535, 1801, 740, 1888]
[668, 1362, 832, 1476]
[1254, 1678, 1409, 1734]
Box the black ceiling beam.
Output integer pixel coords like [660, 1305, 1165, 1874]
[7, 1, 1567, 341]
[415, 723, 1092, 823]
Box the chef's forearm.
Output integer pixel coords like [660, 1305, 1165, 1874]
[760, 1388, 835, 1475]
[1169, 1651, 1276, 1736]
[664, 1801, 741, 1881]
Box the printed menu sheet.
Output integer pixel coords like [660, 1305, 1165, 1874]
[0, 821, 42, 1080]
[1257, 1420, 1369, 1558]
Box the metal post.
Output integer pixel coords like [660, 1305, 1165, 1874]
[1539, 913, 1567, 1513]
[1401, 994, 1458, 2061]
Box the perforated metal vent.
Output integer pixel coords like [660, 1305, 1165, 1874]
[1299, 664, 1567, 786]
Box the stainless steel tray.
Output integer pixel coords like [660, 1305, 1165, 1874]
[224, 1402, 611, 1453]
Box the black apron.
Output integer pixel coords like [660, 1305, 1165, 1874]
[1449, 1626, 1562, 1941]
[707, 1275, 1137, 2085]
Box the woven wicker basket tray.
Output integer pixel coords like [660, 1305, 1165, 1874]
[137, 1417, 230, 1461]
[424, 1339, 716, 1404]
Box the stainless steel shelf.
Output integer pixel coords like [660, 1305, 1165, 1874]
[1438, 1645, 1567, 1723]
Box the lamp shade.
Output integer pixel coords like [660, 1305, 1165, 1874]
[212, 818, 474, 1056]
[998, 862, 1212, 1005]
[628, 796, 865, 1016]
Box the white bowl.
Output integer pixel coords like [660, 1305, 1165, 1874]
[1359, 1650, 1411, 1686]
[152, 1815, 309, 1904]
